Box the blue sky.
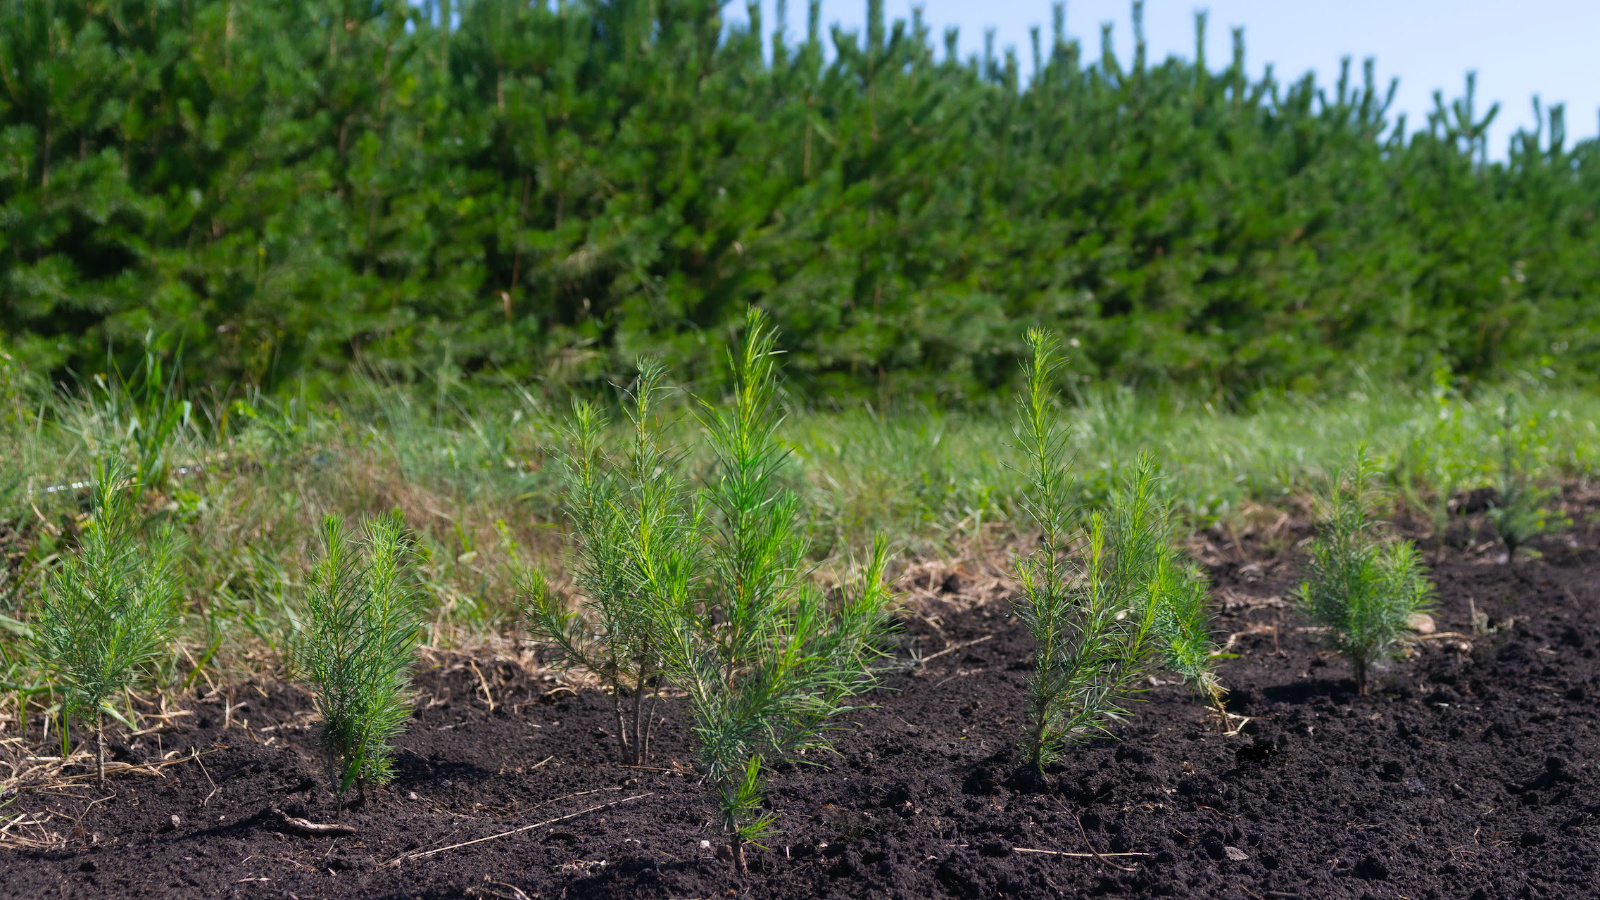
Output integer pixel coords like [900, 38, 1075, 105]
[726, 0, 1600, 159]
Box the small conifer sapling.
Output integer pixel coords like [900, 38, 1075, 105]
[297, 514, 422, 809]
[522, 360, 693, 766]
[1486, 394, 1567, 563]
[651, 310, 895, 871]
[1150, 554, 1229, 723]
[1295, 447, 1433, 695]
[1012, 329, 1223, 770]
[31, 456, 182, 785]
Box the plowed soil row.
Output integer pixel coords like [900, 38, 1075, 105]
[3, 508, 1598, 899]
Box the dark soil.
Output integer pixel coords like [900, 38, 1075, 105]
[4, 510, 1600, 899]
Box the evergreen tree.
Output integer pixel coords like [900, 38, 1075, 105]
[2, 1, 1597, 401]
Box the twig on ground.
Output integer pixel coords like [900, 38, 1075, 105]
[0, 810, 66, 851]
[919, 634, 994, 666]
[1043, 796, 1145, 872]
[1014, 847, 1150, 859]
[468, 882, 534, 900]
[270, 807, 357, 836]
[388, 793, 653, 865]
[468, 660, 497, 713]
[1075, 813, 1140, 871]
[192, 748, 219, 805]
[1213, 624, 1279, 656]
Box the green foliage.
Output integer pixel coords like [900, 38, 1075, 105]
[89, 338, 193, 500]
[521, 360, 692, 765]
[297, 514, 422, 807]
[1296, 448, 1433, 695]
[0, 346, 33, 526]
[1150, 554, 1227, 716]
[1013, 330, 1221, 770]
[1394, 366, 1492, 546]
[3, 2, 1599, 401]
[29, 456, 182, 781]
[649, 310, 895, 869]
[1486, 394, 1569, 560]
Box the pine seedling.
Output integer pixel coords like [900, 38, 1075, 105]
[1150, 554, 1228, 722]
[521, 360, 693, 766]
[1013, 330, 1222, 769]
[297, 514, 422, 809]
[1295, 447, 1433, 695]
[1486, 394, 1566, 563]
[652, 309, 895, 872]
[30, 456, 182, 785]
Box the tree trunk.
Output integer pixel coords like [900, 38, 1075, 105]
[630, 661, 648, 766]
[642, 686, 662, 764]
[612, 691, 633, 766]
[97, 712, 106, 787]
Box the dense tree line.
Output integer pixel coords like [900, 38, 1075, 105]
[2, 0, 1597, 402]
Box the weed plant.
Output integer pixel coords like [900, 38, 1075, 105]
[1394, 367, 1490, 551]
[1296, 448, 1433, 695]
[1486, 394, 1568, 562]
[1012, 330, 1222, 771]
[296, 514, 423, 809]
[650, 310, 895, 871]
[29, 456, 182, 784]
[521, 360, 691, 766]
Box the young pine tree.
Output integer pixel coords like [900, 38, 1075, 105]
[1296, 447, 1433, 695]
[1013, 330, 1223, 771]
[31, 456, 182, 785]
[297, 514, 423, 809]
[521, 360, 694, 766]
[651, 309, 895, 872]
[1486, 394, 1566, 563]
[1150, 554, 1229, 722]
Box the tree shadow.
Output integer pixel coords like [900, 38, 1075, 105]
[388, 749, 496, 790]
[1259, 678, 1356, 705]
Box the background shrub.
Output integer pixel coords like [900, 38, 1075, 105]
[2, 2, 1598, 402]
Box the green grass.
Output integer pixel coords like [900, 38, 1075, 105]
[0, 355, 1597, 709]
